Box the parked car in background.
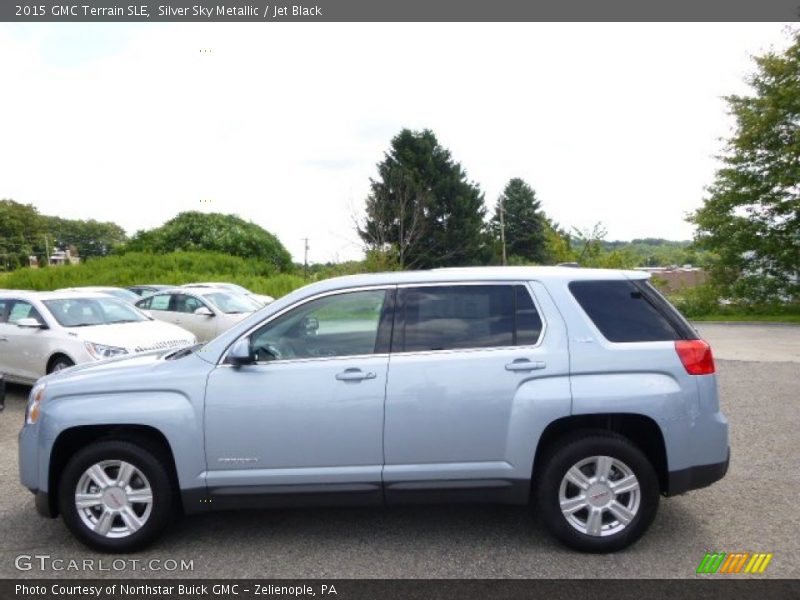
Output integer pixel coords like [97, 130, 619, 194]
[126, 285, 174, 297]
[182, 282, 274, 305]
[0, 291, 195, 383]
[134, 287, 258, 342]
[57, 286, 141, 304]
[20, 267, 728, 553]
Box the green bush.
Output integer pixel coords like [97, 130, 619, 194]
[667, 283, 800, 321]
[0, 251, 306, 298]
[667, 284, 722, 317]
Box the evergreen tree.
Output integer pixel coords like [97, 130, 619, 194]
[490, 178, 547, 263]
[359, 129, 487, 269]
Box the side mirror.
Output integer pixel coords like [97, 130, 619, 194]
[15, 318, 45, 329]
[194, 306, 214, 317]
[228, 338, 255, 366]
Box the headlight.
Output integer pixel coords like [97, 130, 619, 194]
[26, 383, 45, 425]
[84, 342, 129, 360]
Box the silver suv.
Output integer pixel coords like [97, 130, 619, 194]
[18, 267, 729, 553]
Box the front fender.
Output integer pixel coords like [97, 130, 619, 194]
[36, 389, 205, 493]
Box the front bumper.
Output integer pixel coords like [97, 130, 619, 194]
[667, 447, 730, 496]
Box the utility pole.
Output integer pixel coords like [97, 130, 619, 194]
[302, 238, 310, 279]
[499, 197, 507, 266]
[44, 234, 50, 266]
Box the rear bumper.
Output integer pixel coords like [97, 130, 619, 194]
[667, 447, 730, 496]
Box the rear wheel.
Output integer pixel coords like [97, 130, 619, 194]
[58, 440, 174, 552]
[536, 432, 659, 552]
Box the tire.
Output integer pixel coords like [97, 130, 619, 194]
[536, 431, 659, 553]
[48, 355, 74, 374]
[58, 440, 174, 553]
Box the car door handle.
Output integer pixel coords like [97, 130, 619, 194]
[505, 359, 546, 372]
[335, 369, 377, 381]
[0, 337, 7, 342]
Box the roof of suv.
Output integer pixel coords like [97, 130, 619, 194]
[301, 266, 649, 293]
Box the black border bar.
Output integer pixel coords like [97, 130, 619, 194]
[4, 579, 800, 600]
[3, 0, 800, 22]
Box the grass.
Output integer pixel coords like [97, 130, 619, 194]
[690, 313, 800, 324]
[0, 252, 307, 299]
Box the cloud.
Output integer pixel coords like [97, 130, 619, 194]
[0, 22, 793, 262]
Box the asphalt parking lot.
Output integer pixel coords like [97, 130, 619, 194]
[0, 323, 797, 579]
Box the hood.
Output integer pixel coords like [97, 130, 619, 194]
[69, 319, 196, 353]
[37, 346, 211, 390]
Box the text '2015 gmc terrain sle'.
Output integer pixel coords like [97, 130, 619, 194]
[19, 267, 729, 553]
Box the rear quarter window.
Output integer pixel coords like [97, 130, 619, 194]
[569, 280, 696, 343]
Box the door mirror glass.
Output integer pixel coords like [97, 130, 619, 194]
[15, 317, 44, 329]
[228, 338, 254, 365]
[301, 316, 319, 336]
[194, 306, 214, 317]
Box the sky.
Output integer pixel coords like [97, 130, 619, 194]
[0, 23, 794, 263]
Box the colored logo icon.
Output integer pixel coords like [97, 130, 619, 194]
[696, 552, 773, 574]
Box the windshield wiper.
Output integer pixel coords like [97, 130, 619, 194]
[106, 319, 139, 324]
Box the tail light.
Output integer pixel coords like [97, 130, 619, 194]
[675, 339, 715, 375]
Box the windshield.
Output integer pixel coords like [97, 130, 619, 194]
[104, 288, 141, 303]
[220, 283, 251, 294]
[202, 291, 257, 314]
[44, 297, 151, 327]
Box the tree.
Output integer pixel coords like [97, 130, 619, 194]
[490, 178, 547, 264]
[688, 30, 800, 303]
[359, 129, 487, 269]
[124, 211, 293, 272]
[44, 216, 127, 259]
[0, 199, 45, 270]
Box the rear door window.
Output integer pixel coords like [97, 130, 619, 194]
[394, 284, 543, 352]
[569, 280, 695, 342]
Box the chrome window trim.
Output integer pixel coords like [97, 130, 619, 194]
[218, 280, 548, 366]
[218, 284, 396, 366]
[390, 281, 547, 355]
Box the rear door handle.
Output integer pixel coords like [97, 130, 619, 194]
[0, 337, 7, 342]
[335, 369, 377, 381]
[505, 359, 546, 372]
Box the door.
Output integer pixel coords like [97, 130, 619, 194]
[203, 287, 394, 505]
[167, 294, 218, 341]
[383, 283, 564, 501]
[0, 300, 49, 381]
[138, 293, 216, 341]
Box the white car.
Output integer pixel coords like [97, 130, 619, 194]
[135, 287, 258, 342]
[57, 286, 142, 304]
[0, 291, 196, 384]
[181, 282, 274, 305]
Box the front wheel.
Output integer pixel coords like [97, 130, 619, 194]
[536, 432, 660, 553]
[48, 356, 74, 373]
[58, 440, 174, 552]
